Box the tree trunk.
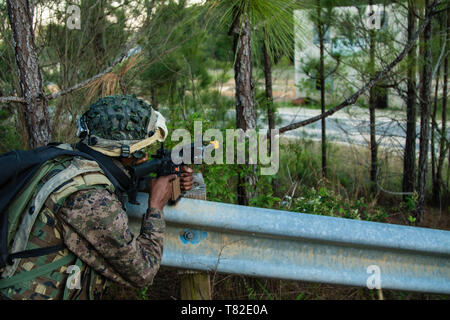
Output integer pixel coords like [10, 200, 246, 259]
[262, 32, 276, 192]
[92, 1, 106, 68]
[403, 0, 418, 196]
[369, 0, 378, 191]
[431, 13, 442, 203]
[180, 82, 187, 121]
[169, 82, 176, 121]
[145, 0, 156, 25]
[263, 40, 275, 139]
[317, 0, 327, 179]
[415, 0, 433, 223]
[7, 0, 51, 149]
[232, 13, 257, 206]
[233, 15, 256, 131]
[436, 7, 449, 204]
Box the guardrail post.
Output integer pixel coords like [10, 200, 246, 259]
[179, 173, 211, 300]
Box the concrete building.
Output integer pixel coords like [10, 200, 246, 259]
[294, 1, 407, 108]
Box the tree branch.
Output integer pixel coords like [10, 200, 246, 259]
[279, 1, 437, 135]
[0, 96, 26, 104]
[1, 54, 129, 106]
[1, 1, 158, 106]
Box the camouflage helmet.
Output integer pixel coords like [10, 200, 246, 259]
[77, 94, 168, 157]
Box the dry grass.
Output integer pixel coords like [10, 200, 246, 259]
[103, 269, 450, 300]
[85, 53, 142, 104]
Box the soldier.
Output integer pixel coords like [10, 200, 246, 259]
[0, 95, 194, 299]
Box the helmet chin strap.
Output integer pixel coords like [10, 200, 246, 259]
[85, 130, 164, 158]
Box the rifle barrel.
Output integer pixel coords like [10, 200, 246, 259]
[130, 158, 163, 177]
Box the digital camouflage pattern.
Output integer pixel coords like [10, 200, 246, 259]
[1, 155, 165, 300]
[0, 156, 109, 300]
[58, 188, 165, 289]
[1, 95, 168, 300]
[0, 200, 77, 300]
[0, 157, 75, 300]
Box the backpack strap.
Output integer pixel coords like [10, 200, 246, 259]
[0, 209, 8, 273]
[75, 142, 131, 191]
[0, 253, 74, 290]
[8, 244, 65, 261]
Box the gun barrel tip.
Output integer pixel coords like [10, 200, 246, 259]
[210, 140, 219, 149]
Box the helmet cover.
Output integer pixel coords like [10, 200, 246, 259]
[77, 94, 168, 157]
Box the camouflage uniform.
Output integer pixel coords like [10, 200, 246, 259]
[0, 95, 168, 300]
[58, 162, 165, 289]
[2, 182, 164, 300]
[59, 185, 165, 294]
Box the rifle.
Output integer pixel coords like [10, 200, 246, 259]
[127, 142, 216, 205]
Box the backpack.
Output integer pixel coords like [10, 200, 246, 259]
[0, 143, 131, 299]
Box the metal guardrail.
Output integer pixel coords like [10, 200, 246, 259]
[126, 193, 450, 294]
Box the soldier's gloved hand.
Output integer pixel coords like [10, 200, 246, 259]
[180, 166, 194, 191]
[148, 174, 177, 210]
